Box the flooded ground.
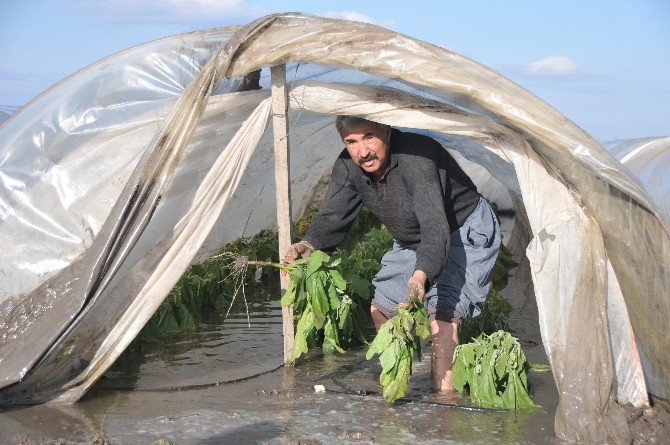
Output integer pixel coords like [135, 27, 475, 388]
[0, 281, 565, 445]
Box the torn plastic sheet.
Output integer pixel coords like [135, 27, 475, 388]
[1, 13, 668, 443]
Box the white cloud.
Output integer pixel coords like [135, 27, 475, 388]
[63, 0, 265, 24]
[323, 11, 394, 28]
[525, 56, 581, 76]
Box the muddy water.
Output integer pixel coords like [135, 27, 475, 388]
[0, 286, 563, 445]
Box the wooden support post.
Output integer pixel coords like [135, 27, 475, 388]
[271, 64, 294, 364]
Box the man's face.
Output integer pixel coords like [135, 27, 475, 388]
[341, 122, 391, 180]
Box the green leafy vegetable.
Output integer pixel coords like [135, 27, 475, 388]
[366, 297, 431, 403]
[452, 330, 541, 410]
[279, 250, 369, 362]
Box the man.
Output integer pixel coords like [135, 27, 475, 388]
[284, 116, 501, 391]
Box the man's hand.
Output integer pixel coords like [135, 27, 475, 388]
[282, 240, 314, 265]
[407, 270, 428, 303]
[281, 240, 314, 276]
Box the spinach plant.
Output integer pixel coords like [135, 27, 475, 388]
[279, 250, 368, 362]
[365, 297, 431, 403]
[452, 330, 540, 410]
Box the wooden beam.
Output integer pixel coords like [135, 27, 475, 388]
[270, 64, 294, 364]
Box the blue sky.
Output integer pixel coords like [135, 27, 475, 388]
[1, 0, 668, 141]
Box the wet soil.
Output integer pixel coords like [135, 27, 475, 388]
[625, 404, 670, 444]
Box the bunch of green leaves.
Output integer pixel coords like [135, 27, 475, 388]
[292, 205, 392, 303]
[365, 297, 431, 403]
[293, 205, 392, 336]
[452, 330, 540, 410]
[280, 250, 367, 362]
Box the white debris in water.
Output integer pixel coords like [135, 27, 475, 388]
[314, 384, 326, 393]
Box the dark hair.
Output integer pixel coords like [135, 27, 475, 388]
[335, 115, 390, 138]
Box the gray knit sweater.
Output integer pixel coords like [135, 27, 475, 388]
[303, 129, 480, 284]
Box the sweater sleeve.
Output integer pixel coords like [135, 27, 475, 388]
[303, 156, 362, 251]
[408, 150, 451, 286]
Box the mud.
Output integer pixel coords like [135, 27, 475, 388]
[625, 404, 670, 444]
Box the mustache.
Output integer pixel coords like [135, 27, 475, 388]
[360, 153, 378, 163]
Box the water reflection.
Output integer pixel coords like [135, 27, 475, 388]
[98, 287, 284, 391]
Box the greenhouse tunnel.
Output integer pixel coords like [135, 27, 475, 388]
[0, 13, 668, 444]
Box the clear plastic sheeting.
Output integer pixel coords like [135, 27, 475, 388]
[0, 28, 243, 299]
[0, 12, 668, 443]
